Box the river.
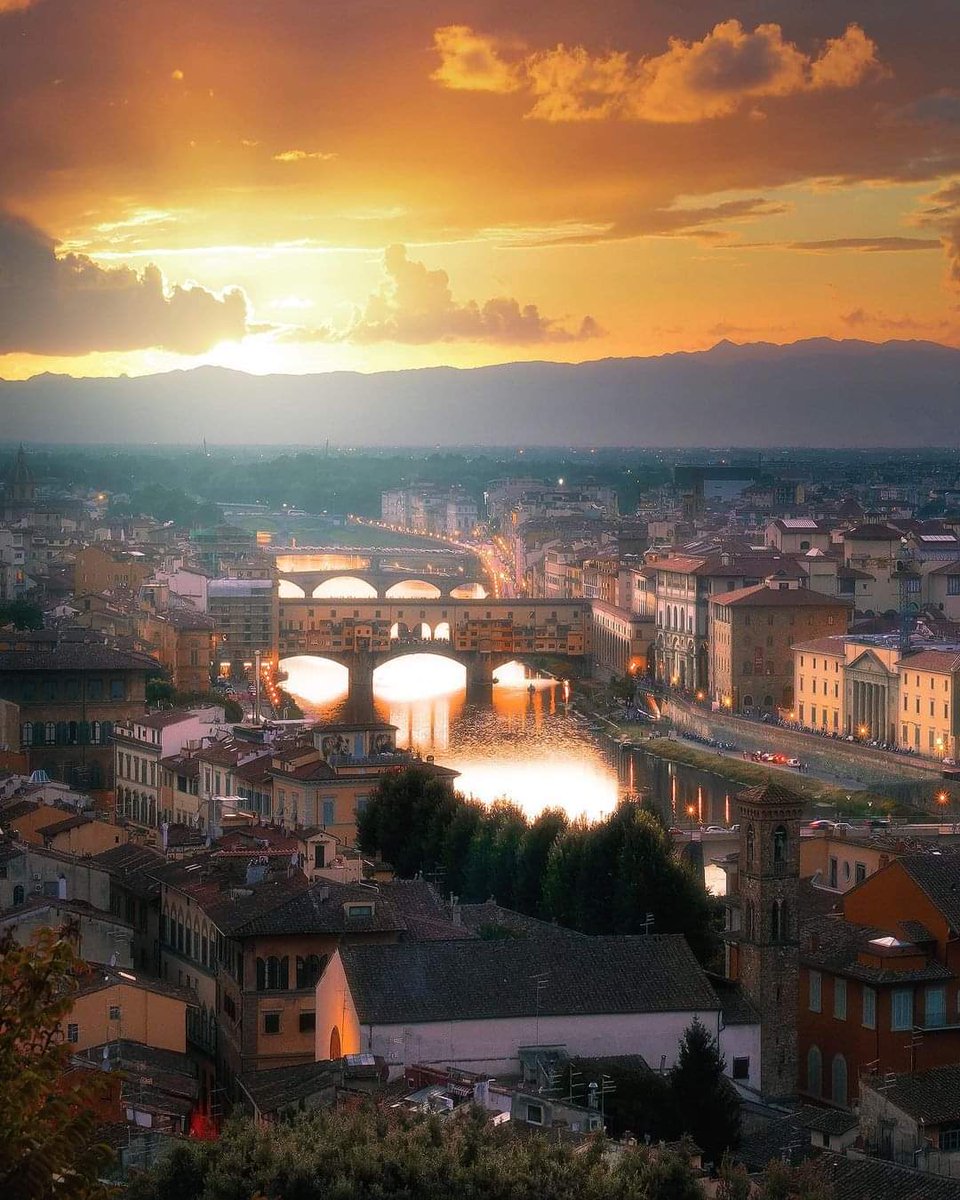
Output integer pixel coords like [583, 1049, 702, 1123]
[281, 653, 732, 893]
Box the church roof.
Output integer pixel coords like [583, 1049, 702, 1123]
[737, 782, 805, 808]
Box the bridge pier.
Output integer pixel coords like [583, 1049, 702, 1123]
[344, 651, 376, 719]
[465, 653, 495, 702]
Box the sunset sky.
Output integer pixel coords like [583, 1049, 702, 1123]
[1, 0, 959, 380]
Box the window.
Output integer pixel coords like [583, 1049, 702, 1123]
[892, 988, 913, 1031]
[296, 954, 325, 990]
[223, 994, 237, 1021]
[855, 862, 867, 885]
[263, 1011, 281, 1035]
[832, 1054, 848, 1108]
[809, 970, 822, 1013]
[834, 978, 847, 1020]
[110, 679, 125, 700]
[829, 856, 838, 889]
[346, 903, 374, 919]
[109, 1005, 121, 1021]
[67, 1023, 79, 1043]
[746, 824, 755, 869]
[525, 1103, 544, 1125]
[926, 986, 947, 1029]
[863, 986, 877, 1029]
[322, 798, 335, 826]
[299, 1011, 316, 1033]
[806, 1045, 822, 1097]
[773, 825, 787, 864]
[771, 899, 785, 942]
[732, 1057, 750, 1081]
[940, 1125, 960, 1152]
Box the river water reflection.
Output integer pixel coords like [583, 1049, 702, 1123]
[281, 655, 620, 822]
[281, 655, 730, 892]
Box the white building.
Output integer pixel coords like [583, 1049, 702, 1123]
[316, 934, 760, 1091]
[114, 707, 225, 830]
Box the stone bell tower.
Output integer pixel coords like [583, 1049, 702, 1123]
[735, 781, 802, 1101]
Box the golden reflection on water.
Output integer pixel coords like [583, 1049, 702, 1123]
[280, 654, 619, 822]
[275, 553, 369, 572]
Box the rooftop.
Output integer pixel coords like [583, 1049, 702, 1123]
[712, 582, 850, 608]
[338, 934, 721, 1025]
[866, 1063, 960, 1125]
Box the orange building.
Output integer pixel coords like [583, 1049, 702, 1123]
[74, 545, 157, 595]
[66, 966, 195, 1055]
[799, 852, 960, 1108]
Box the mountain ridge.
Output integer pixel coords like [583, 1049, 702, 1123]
[2, 338, 959, 447]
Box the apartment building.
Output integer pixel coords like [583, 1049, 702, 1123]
[709, 575, 849, 713]
[208, 577, 278, 677]
[114, 707, 224, 834]
[800, 852, 960, 1108]
[0, 632, 157, 789]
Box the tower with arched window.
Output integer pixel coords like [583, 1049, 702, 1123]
[735, 781, 803, 1101]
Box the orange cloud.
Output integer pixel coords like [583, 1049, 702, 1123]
[431, 25, 521, 93]
[272, 149, 337, 163]
[0, 0, 40, 12]
[434, 21, 882, 123]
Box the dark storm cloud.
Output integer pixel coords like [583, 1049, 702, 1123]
[0, 212, 248, 355]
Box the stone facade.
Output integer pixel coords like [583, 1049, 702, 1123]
[734, 782, 803, 1101]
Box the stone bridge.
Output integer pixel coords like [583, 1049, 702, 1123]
[272, 547, 488, 599]
[277, 596, 591, 714]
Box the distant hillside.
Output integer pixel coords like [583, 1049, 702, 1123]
[2, 338, 959, 447]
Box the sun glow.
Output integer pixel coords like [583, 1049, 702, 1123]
[280, 655, 349, 705]
[373, 653, 467, 700]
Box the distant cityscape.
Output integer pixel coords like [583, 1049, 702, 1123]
[5, 440, 960, 1195]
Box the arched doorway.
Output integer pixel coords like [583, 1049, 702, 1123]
[329, 1025, 341, 1059]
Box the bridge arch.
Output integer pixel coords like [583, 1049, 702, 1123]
[278, 655, 349, 705]
[450, 582, 487, 599]
[278, 579, 306, 599]
[384, 579, 442, 600]
[311, 576, 378, 599]
[373, 650, 468, 698]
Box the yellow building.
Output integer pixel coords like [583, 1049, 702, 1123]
[793, 636, 847, 732]
[791, 636, 960, 757]
[74, 545, 157, 595]
[897, 649, 960, 759]
[67, 967, 194, 1055]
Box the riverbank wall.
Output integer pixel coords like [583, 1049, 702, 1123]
[664, 696, 944, 807]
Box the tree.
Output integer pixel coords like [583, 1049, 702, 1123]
[357, 766, 459, 878]
[127, 1105, 707, 1200]
[515, 809, 568, 917]
[670, 1018, 741, 1167]
[0, 928, 114, 1199]
[0, 598, 43, 630]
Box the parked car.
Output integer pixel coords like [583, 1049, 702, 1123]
[808, 819, 834, 830]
